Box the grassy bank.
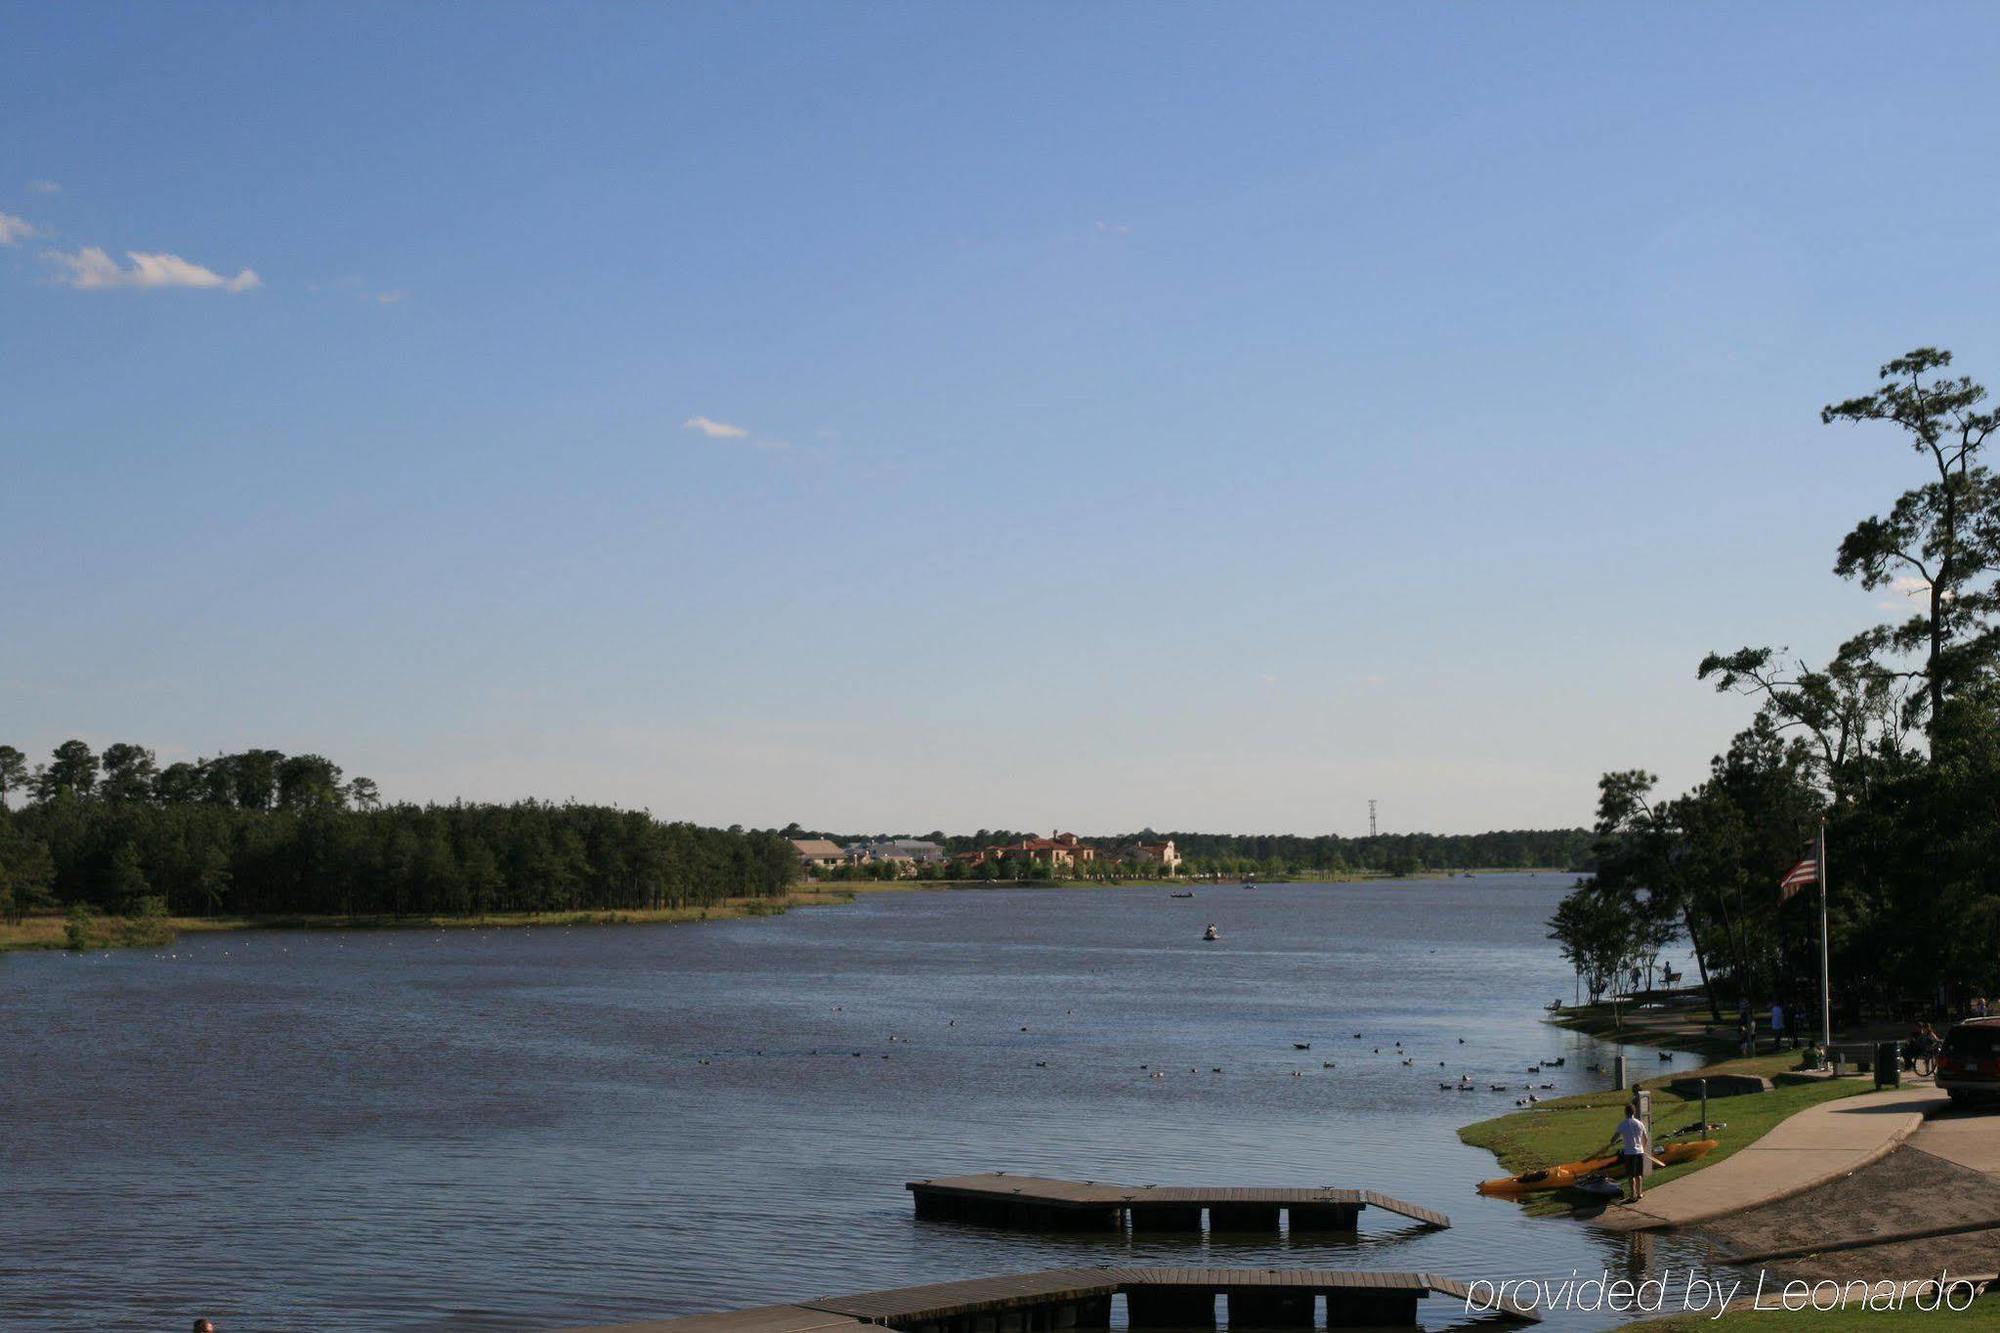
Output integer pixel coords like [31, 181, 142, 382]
[1458, 1050, 1874, 1213]
[1545, 994, 1744, 1062]
[0, 885, 889, 954]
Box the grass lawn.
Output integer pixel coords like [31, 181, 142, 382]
[1458, 1050, 1876, 1213]
[1632, 1294, 2000, 1330]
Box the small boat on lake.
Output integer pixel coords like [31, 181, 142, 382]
[1202, 923, 1219, 941]
[1170, 891, 1194, 899]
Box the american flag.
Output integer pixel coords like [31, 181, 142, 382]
[1779, 851, 1819, 901]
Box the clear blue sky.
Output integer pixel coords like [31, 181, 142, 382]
[4, 4, 1996, 834]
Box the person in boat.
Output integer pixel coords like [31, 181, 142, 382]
[1603, 1102, 1651, 1202]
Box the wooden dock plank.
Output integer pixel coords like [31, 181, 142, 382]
[800, 1267, 1119, 1321]
[1359, 1190, 1451, 1229]
[564, 1305, 877, 1333]
[907, 1176, 1445, 1226]
[564, 1267, 1539, 1330]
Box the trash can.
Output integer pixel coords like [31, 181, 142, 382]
[1875, 1041, 1902, 1089]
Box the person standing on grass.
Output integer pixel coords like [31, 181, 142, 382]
[1608, 1101, 1651, 1203]
[1770, 1001, 1785, 1053]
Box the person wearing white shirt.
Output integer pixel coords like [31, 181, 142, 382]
[1606, 1103, 1651, 1202]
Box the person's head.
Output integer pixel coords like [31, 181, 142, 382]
[1627, 1101, 1640, 1118]
[194, 1321, 216, 1333]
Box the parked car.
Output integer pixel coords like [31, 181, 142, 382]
[1935, 1017, 2000, 1107]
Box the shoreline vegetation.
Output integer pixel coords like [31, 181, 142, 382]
[0, 867, 1569, 954]
[0, 884, 898, 953]
[1544, 347, 2000, 1068]
[0, 743, 1593, 956]
[1543, 993, 1746, 1062]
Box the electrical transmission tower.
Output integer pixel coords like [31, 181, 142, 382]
[1368, 800, 1378, 838]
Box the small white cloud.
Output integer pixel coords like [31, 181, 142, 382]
[1095, 220, 1133, 236]
[1879, 575, 1948, 611]
[43, 246, 261, 293]
[682, 416, 750, 440]
[0, 212, 37, 245]
[26, 180, 60, 195]
[374, 289, 409, 305]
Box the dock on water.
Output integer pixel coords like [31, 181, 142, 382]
[563, 1264, 1539, 1331]
[904, 1174, 1450, 1233]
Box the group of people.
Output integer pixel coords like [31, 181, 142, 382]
[1735, 1000, 1803, 1056]
[1906, 1020, 1942, 1075]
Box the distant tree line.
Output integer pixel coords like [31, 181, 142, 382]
[1149, 829, 1590, 877]
[0, 741, 797, 923]
[1552, 349, 2000, 1021]
[779, 822, 1592, 880]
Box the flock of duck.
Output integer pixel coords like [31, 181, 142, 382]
[690, 1009, 1680, 1105]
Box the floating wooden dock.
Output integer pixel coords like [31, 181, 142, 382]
[564, 1265, 1538, 1331]
[904, 1174, 1449, 1233]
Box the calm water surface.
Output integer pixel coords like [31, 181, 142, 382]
[3, 875, 1716, 1330]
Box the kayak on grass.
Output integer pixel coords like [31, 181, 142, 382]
[1475, 1138, 1719, 1195]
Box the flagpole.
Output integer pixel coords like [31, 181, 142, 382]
[1818, 820, 1831, 1050]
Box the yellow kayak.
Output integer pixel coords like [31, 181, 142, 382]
[1477, 1139, 1718, 1195]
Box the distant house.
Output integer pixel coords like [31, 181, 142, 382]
[790, 838, 847, 873]
[848, 838, 946, 875]
[991, 831, 1098, 874]
[1119, 839, 1181, 873]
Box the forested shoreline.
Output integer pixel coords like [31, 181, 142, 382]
[1551, 348, 2000, 1022]
[0, 743, 798, 925]
[0, 739, 1589, 943]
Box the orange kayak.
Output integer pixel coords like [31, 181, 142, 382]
[1477, 1139, 1718, 1195]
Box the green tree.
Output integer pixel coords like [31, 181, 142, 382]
[1820, 348, 2000, 742]
[195, 844, 233, 916]
[0, 745, 26, 808]
[154, 762, 205, 804]
[0, 831, 57, 923]
[99, 743, 159, 803]
[1547, 881, 1644, 1010]
[346, 776, 382, 811]
[277, 754, 345, 810]
[63, 902, 96, 950]
[106, 842, 152, 916]
[35, 739, 99, 800]
[228, 749, 285, 811]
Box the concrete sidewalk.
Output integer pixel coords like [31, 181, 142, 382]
[1910, 1107, 2000, 1175]
[1596, 1082, 1948, 1232]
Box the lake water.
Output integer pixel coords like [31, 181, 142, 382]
[2, 875, 1718, 1331]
